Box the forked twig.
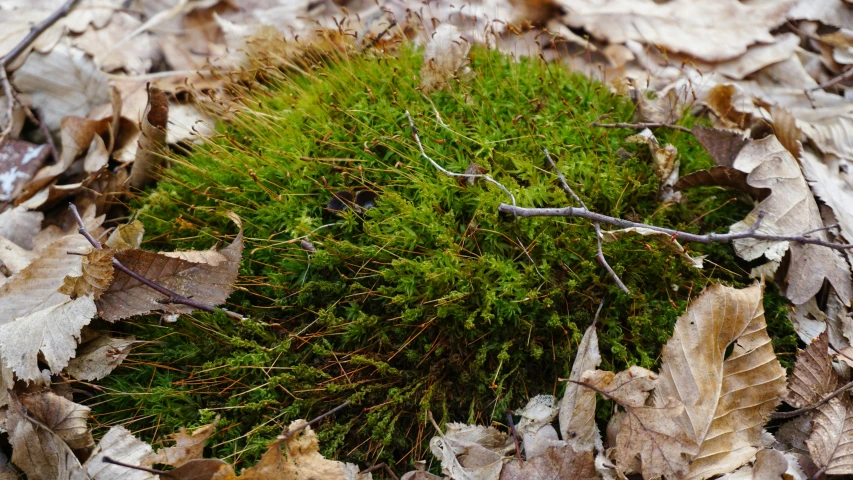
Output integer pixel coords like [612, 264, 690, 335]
[544, 148, 629, 293]
[69, 204, 244, 320]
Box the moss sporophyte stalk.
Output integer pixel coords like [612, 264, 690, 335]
[92, 44, 797, 468]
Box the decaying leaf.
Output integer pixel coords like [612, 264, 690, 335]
[655, 282, 787, 479]
[807, 397, 853, 475]
[718, 449, 791, 480]
[66, 334, 138, 381]
[85, 426, 156, 480]
[674, 166, 770, 201]
[152, 418, 219, 468]
[786, 331, 839, 409]
[499, 444, 596, 479]
[0, 205, 42, 249]
[129, 85, 169, 188]
[59, 248, 115, 299]
[20, 391, 94, 454]
[602, 227, 706, 269]
[691, 126, 751, 169]
[0, 140, 50, 203]
[559, 322, 602, 453]
[626, 129, 680, 202]
[96, 230, 243, 322]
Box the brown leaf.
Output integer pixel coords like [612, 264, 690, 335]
[66, 334, 138, 381]
[729, 136, 852, 305]
[59, 248, 115, 299]
[0, 140, 50, 203]
[96, 231, 242, 322]
[691, 126, 750, 169]
[499, 444, 597, 480]
[153, 418, 218, 468]
[559, 322, 601, 452]
[807, 397, 853, 475]
[705, 84, 752, 130]
[654, 283, 787, 480]
[84, 426, 156, 480]
[674, 166, 770, 201]
[787, 331, 839, 409]
[0, 206, 42, 249]
[129, 85, 169, 188]
[105, 219, 145, 251]
[20, 391, 94, 455]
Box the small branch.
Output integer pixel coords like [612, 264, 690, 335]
[592, 296, 606, 326]
[592, 121, 692, 134]
[1, 0, 80, 67]
[506, 410, 523, 467]
[68, 204, 245, 320]
[770, 380, 853, 420]
[102, 457, 175, 478]
[359, 463, 399, 480]
[281, 400, 350, 440]
[544, 149, 629, 293]
[811, 65, 853, 92]
[498, 204, 853, 251]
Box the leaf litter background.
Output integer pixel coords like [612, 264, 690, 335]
[3, 0, 853, 478]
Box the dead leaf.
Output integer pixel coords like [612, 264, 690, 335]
[0, 205, 42, 249]
[728, 136, 852, 305]
[558, 0, 792, 62]
[674, 166, 770, 201]
[59, 248, 115, 299]
[807, 397, 853, 475]
[602, 227, 707, 269]
[719, 449, 790, 479]
[129, 85, 169, 188]
[789, 0, 853, 29]
[654, 282, 787, 480]
[153, 418, 218, 468]
[787, 331, 839, 409]
[691, 126, 750, 169]
[96, 230, 242, 322]
[105, 219, 144, 251]
[499, 444, 597, 479]
[85, 426, 157, 480]
[559, 322, 602, 452]
[625, 129, 680, 202]
[72, 12, 157, 74]
[0, 140, 50, 203]
[66, 334, 137, 381]
[20, 390, 94, 455]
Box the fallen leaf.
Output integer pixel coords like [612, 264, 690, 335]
[559, 322, 601, 452]
[66, 334, 137, 381]
[654, 282, 787, 480]
[153, 418, 218, 468]
[807, 397, 853, 475]
[718, 449, 790, 479]
[713, 33, 801, 80]
[85, 426, 156, 480]
[626, 129, 680, 202]
[0, 205, 42, 249]
[776, 415, 812, 456]
[691, 126, 750, 169]
[96, 231, 243, 322]
[72, 12, 157, 74]
[786, 331, 839, 409]
[789, 0, 853, 29]
[558, 0, 792, 62]
[59, 248, 115, 299]
[20, 390, 94, 455]
[129, 85, 169, 188]
[0, 140, 50, 203]
[105, 219, 144, 251]
[728, 136, 852, 305]
[674, 166, 770, 201]
[499, 444, 597, 479]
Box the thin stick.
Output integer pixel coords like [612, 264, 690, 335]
[102, 457, 175, 478]
[1, 0, 80, 67]
[592, 121, 692, 134]
[359, 463, 399, 480]
[499, 204, 853, 251]
[544, 149, 629, 293]
[506, 410, 523, 467]
[68, 204, 244, 320]
[281, 400, 350, 440]
[811, 65, 853, 92]
[770, 380, 853, 420]
[592, 296, 606, 326]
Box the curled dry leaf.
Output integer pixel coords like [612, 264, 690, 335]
[559, 322, 601, 453]
[786, 331, 839, 409]
[96, 230, 243, 322]
[152, 418, 218, 468]
[691, 126, 750, 169]
[129, 85, 169, 188]
[66, 334, 137, 381]
[59, 248, 115, 299]
[625, 129, 680, 202]
[105, 219, 144, 251]
[674, 166, 770, 201]
[20, 390, 94, 455]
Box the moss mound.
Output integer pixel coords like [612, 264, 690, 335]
[91, 45, 796, 468]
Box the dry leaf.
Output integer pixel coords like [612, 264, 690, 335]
[0, 295, 97, 382]
[0, 140, 50, 203]
[654, 282, 787, 480]
[153, 418, 218, 468]
[776, 415, 812, 456]
[0, 205, 42, 249]
[559, 322, 601, 452]
[728, 136, 852, 305]
[602, 227, 706, 269]
[789, 0, 853, 29]
[85, 426, 156, 480]
[786, 331, 839, 409]
[499, 444, 597, 479]
[674, 166, 770, 201]
[691, 126, 750, 169]
[421, 24, 472, 93]
[558, 0, 792, 62]
[718, 449, 790, 480]
[59, 248, 115, 299]
[625, 129, 680, 202]
[20, 391, 94, 454]
[807, 397, 853, 475]
[66, 334, 137, 381]
[129, 85, 169, 188]
[105, 219, 144, 251]
[72, 12, 157, 74]
[10, 42, 110, 134]
[96, 231, 242, 322]
[714, 33, 801, 80]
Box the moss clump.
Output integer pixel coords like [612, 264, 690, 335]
[91, 45, 796, 468]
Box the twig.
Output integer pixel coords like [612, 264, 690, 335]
[544, 149, 629, 293]
[506, 410, 523, 467]
[102, 457, 176, 478]
[811, 65, 853, 92]
[1, 0, 80, 67]
[68, 204, 245, 320]
[498, 204, 853, 251]
[592, 296, 606, 326]
[770, 380, 853, 420]
[359, 463, 399, 480]
[281, 400, 350, 440]
[592, 121, 692, 134]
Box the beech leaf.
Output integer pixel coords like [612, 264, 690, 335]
[20, 391, 94, 454]
[786, 331, 839, 409]
[152, 418, 218, 468]
[66, 334, 138, 381]
[807, 397, 853, 475]
[559, 322, 602, 452]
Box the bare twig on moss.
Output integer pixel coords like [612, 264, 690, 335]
[68, 203, 245, 320]
[281, 400, 350, 440]
[102, 457, 173, 477]
[497, 204, 853, 251]
[770, 380, 853, 420]
[591, 120, 692, 134]
[544, 148, 629, 294]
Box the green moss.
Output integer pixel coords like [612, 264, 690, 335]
[90, 46, 796, 468]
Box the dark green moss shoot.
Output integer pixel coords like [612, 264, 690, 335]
[90, 45, 796, 469]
